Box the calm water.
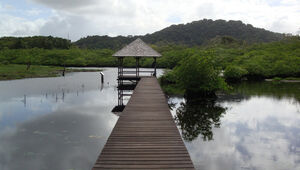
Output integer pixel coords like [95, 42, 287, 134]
[170, 82, 300, 170]
[0, 67, 163, 170]
[0, 68, 120, 170]
[0, 68, 299, 170]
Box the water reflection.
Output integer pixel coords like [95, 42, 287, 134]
[0, 108, 116, 170]
[175, 99, 227, 141]
[171, 82, 300, 170]
[233, 81, 300, 102]
[0, 68, 119, 170]
[0, 67, 164, 170]
[0, 70, 116, 103]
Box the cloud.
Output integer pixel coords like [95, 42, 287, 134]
[0, 13, 45, 36]
[30, 0, 137, 17]
[1, 0, 300, 40]
[26, 9, 42, 16]
[30, 0, 97, 11]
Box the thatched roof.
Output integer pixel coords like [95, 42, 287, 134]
[113, 38, 161, 57]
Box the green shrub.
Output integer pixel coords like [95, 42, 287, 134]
[273, 77, 282, 81]
[224, 65, 248, 82]
[159, 70, 184, 95]
[271, 60, 298, 77]
[243, 62, 267, 80]
[174, 53, 228, 98]
[0, 60, 9, 65]
[159, 70, 176, 85]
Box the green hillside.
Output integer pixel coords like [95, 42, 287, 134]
[75, 19, 284, 49]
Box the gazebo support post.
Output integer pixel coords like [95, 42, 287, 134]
[118, 57, 124, 106]
[135, 57, 140, 77]
[138, 57, 140, 77]
[153, 57, 157, 77]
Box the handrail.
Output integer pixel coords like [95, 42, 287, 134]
[122, 71, 154, 73]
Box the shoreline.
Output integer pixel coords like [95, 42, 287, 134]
[0, 64, 102, 81]
[265, 78, 300, 83]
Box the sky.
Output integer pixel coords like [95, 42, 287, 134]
[0, 0, 299, 41]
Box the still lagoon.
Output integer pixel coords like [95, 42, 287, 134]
[0, 68, 299, 170]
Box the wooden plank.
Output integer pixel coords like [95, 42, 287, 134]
[93, 77, 194, 169]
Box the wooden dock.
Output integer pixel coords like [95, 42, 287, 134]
[93, 77, 194, 170]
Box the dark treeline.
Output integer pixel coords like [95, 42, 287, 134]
[0, 48, 115, 67]
[0, 36, 71, 50]
[75, 35, 136, 50]
[75, 19, 284, 49]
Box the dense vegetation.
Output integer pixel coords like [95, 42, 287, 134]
[0, 64, 102, 80]
[0, 48, 115, 67]
[1, 36, 299, 80]
[0, 36, 71, 50]
[0, 64, 64, 80]
[159, 36, 300, 95]
[75, 19, 284, 49]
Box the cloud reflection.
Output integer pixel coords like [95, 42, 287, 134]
[0, 95, 117, 170]
[178, 95, 300, 170]
[0, 68, 121, 170]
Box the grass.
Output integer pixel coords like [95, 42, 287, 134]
[284, 77, 300, 81]
[265, 77, 300, 83]
[0, 64, 102, 80]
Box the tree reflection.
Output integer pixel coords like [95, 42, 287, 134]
[175, 99, 226, 141]
[233, 81, 300, 102]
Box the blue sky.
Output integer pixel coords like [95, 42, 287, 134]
[0, 0, 299, 41]
[1, 0, 51, 20]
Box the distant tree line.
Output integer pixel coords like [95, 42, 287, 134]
[0, 36, 71, 50]
[75, 35, 136, 50]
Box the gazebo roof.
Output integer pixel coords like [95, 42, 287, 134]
[113, 38, 161, 57]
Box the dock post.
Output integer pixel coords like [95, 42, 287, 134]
[100, 72, 104, 84]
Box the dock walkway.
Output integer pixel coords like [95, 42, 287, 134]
[93, 77, 194, 170]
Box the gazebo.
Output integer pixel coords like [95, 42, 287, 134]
[113, 38, 161, 78]
[112, 38, 161, 113]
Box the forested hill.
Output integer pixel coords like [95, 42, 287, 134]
[75, 19, 284, 49]
[144, 19, 283, 45]
[0, 36, 71, 49]
[74, 36, 136, 50]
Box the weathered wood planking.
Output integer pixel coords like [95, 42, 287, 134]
[93, 77, 194, 170]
